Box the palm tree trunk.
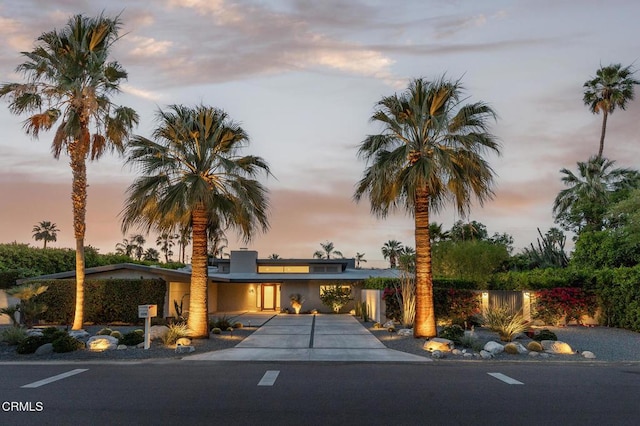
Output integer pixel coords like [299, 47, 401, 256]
[598, 111, 608, 158]
[70, 141, 87, 330]
[187, 205, 209, 338]
[413, 186, 437, 338]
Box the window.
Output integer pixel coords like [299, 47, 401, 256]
[258, 265, 310, 274]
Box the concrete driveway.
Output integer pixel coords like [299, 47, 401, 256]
[186, 313, 430, 362]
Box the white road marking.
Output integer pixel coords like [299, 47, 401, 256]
[258, 370, 280, 386]
[488, 372, 524, 385]
[21, 369, 88, 388]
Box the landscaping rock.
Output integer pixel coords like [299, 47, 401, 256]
[483, 341, 504, 355]
[397, 329, 412, 337]
[480, 350, 493, 359]
[383, 320, 394, 328]
[463, 352, 474, 358]
[176, 337, 192, 346]
[26, 329, 43, 337]
[117, 345, 128, 350]
[69, 330, 90, 339]
[528, 351, 539, 357]
[149, 325, 170, 341]
[175, 345, 195, 354]
[504, 342, 528, 355]
[541, 340, 574, 354]
[581, 351, 596, 359]
[35, 343, 53, 356]
[87, 335, 118, 351]
[452, 349, 463, 356]
[423, 337, 453, 352]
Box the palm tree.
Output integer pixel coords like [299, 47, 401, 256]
[355, 76, 500, 338]
[207, 224, 228, 259]
[130, 234, 146, 261]
[143, 247, 160, 262]
[177, 225, 191, 263]
[398, 246, 416, 272]
[121, 104, 270, 338]
[0, 14, 139, 330]
[32, 221, 60, 249]
[268, 254, 281, 259]
[381, 240, 403, 268]
[313, 241, 343, 259]
[156, 233, 176, 263]
[428, 222, 449, 243]
[553, 155, 639, 233]
[583, 63, 639, 157]
[115, 237, 135, 258]
[355, 252, 367, 268]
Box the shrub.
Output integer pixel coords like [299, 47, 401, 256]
[162, 322, 190, 346]
[482, 306, 528, 342]
[438, 325, 464, 343]
[212, 327, 222, 334]
[434, 288, 481, 328]
[97, 328, 113, 336]
[320, 285, 353, 313]
[532, 329, 557, 342]
[110, 330, 123, 339]
[458, 334, 483, 352]
[382, 287, 401, 322]
[504, 342, 519, 355]
[527, 341, 544, 352]
[210, 315, 236, 330]
[134, 329, 144, 335]
[534, 288, 597, 325]
[16, 336, 47, 354]
[0, 327, 28, 345]
[119, 331, 145, 346]
[52, 334, 83, 353]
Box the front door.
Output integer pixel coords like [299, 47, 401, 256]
[261, 284, 276, 311]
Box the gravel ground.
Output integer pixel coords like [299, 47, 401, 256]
[367, 323, 640, 362]
[1, 322, 639, 363]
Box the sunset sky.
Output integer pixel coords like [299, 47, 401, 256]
[1, 0, 639, 268]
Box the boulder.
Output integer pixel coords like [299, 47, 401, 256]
[175, 345, 195, 354]
[541, 340, 574, 354]
[581, 351, 597, 359]
[117, 344, 128, 350]
[528, 351, 539, 358]
[87, 335, 118, 351]
[452, 349, 463, 356]
[69, 330, 90, 339]
[480, 350, 493, 359]
[483, 341, 504, 355]
[463, 352, 474, 358]
[423, 337, 453, 352]
[149, 325, 170, 341]
[397, 329, 412, 337]
[431, 350, 444, 359]
[26, 329, 43, 337]
[35, 343, 53, 356]
[504, 342, 528, 355]
[176, 337, 192, 346]
[383, 320, 395, 328]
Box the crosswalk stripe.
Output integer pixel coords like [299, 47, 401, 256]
[258, 370, 280, 386]
[488, 372, 524, 385]
[22, 369, 88, 388]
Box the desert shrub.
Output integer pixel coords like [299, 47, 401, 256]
[52, 334, 83, 353]
[119, 331, 145, 346]
[110, 330, 123, 339]
[532, 329, 557, 342]
[434, 288, 481, 328]
[527, 341, 544, 352]
[16, 335, 47, 354]
[0, 327, 28, 345]
[458, 334, 483, 352]
[233, 322, 243, 329]
[504, 342, 519, 355]
[382, 287, 401, 322]
[134, 329, 144, 335]
[41, 327, 67, 342]
[482, 306, 528, 342]
[162, 322, 190, 346]
[320, 285, 353, 313]
[438, 324, 464, 343]
[97, 328, 113, 336]
[211, 327, 222, 334]
[210, 315, 236, 330]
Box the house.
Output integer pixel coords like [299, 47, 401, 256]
[17, 250, 399, 320]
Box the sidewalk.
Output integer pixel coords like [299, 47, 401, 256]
[185, 313, 430, 363]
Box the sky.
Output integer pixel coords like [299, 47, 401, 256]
[0, 0, 639, 268]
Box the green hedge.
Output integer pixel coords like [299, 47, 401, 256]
[363, 276, 477, 290]
[30, 278, 166, 325]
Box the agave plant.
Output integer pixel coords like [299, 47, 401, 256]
[482, 306, 529, 342]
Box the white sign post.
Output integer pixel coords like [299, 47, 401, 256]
[138, 304, 157, 350]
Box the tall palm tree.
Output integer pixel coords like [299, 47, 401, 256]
[355, 252, 367, 268]
[355, 76, 500, 338]
[32, 221, 60, 249]
[428, 222, 449, 243]
[121, 104, 270, 338]
[313, 241, 343, 259]
[583, 63, 639, 157]
[130, 234, 146, 261]
[553, 156, 639, 233]
[115, 237, 135, 258]
[0, 14, 139, 330]
[177, 225, 191, 263]
[268, 253, 281, 259]
[156, 233, 176, 263]
[381, 240, 403, 268]
[207, 224, 228, 259]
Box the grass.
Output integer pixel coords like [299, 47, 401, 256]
[482, 306, 529, 342]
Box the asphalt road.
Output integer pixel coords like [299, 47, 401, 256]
[1, 361, 639, 425]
